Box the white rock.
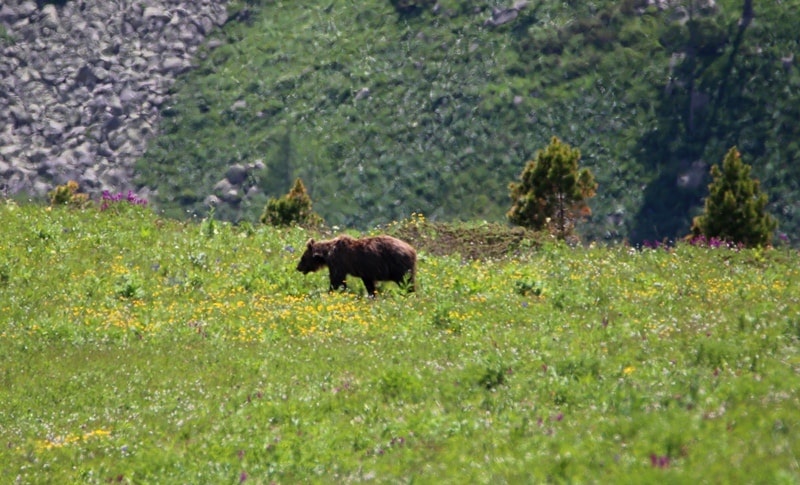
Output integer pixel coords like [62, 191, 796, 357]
[40, 4, 60, 30]
[161, 56, 190, 74]
[143, 6, 171, 22]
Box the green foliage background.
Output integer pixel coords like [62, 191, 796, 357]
[136, 0, 800, 243]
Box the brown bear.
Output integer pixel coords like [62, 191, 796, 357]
[296, 234, 417, 296]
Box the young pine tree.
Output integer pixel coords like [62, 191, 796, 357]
[260, 178, 323, 227]
[48, 180, 90, 208]
[690, 147, 776, 247]
[507, 136, 597, 239]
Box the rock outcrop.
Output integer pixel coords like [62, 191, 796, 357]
[0, 0, 230, 199]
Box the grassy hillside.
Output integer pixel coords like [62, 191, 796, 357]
[136, 0, 799, 244]
[2, 201, 799, 482]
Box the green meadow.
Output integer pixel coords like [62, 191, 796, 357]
[1, 200, 799, 483]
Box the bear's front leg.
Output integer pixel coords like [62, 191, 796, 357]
[362, 279, 377, 297]
[329, 270, 347, 291]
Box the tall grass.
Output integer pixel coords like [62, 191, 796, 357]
[1, 201, 798, 483]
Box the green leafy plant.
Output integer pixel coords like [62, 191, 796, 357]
[431, 304, 463, 334]
[690, 147, 777, 247]
[476, 362, 509, 390]
[0, 26, 14, 45]
[514, 278, 543, 297]
[201, 207, 218, 239]
[0, 261, 10, 286]
[507, 136, 597, 240]
[377, 369, 422, 402]
[114, 273, 145, 300]
[260, 178, 323, 227]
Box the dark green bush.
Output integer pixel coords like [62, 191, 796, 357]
[507, 136, 597, 240]
[690, 147, 777, 247]
[389, 0, 435, 15]
[260, 178, 323, 227]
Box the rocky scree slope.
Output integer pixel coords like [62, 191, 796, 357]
[0, 0, 229, 199]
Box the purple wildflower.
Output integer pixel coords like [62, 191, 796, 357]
[688, 234, 738, 249]
[643, 240, 660, 250]
[99, 189, 148, 210]
[650, 454, 670, 468]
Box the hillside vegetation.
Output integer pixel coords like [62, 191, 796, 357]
[2, 201, 799, 482]
[135, 0, 799, 243]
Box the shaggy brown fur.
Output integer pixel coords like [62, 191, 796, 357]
[296, 234, 417, 296]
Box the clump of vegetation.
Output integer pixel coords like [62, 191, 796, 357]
[99, 189, 149, 214]
[690, 147, 777, 247]
[0, 26, 14, 45]
[507, 136, 597, 240]
[48, 181, 90, 208]
[386, 213, 540, 260]
[48, 182, 149, 213]
[260, 178, 323, 227]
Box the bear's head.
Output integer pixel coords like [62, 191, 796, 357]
[296, 239, 328, 274]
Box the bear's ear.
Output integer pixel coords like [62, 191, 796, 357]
[312, 242, 327, 259]
[306, 238, 315, 248]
